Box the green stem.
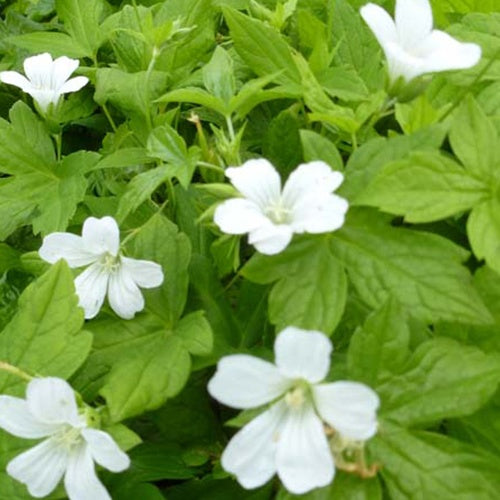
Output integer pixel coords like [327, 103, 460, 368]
[0, 362, 32, 382]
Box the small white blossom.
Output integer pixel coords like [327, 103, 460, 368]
[0, 377, 130, 500]
[39, 216, 164, 320]
[214, 159, 348, 255]
[208, 327, 379, 494]
[0, 53, 89, 113]
[360, 0, 481, 84]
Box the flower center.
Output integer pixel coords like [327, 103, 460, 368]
[265, 199, 291, 224]
[55, 425, 84, 451]
[100, 253, 120, 273]
[284, 382, 310, 409]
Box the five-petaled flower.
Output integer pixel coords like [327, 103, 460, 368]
[39, 216, 164, 320]
[214, 159, 348, 255]
[360, 0, 481, 84]
[0, 52, 89, 113]
[208, 327, 380, 494]
[0, 377, 130, 500]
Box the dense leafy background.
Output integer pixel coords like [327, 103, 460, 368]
[0, 0, 500, 498]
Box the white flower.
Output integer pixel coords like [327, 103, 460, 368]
[214, 159, 348, 255]
[39, 216, 164, 320]
[360, 0, 481, 84]
[0, 377, 130, 500]
[208, 327, 379, 494]
[0, 53, 89, 113]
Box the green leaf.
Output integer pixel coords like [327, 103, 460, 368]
[372, 425, 500, 500]
[147, 125, 189, 166]
[55, 0, 105, 58]
[116, 165, 170, 222]
[341, 126, 446, 201]
[467, 198, 500, 273]
[300, 130, 343, 172]
[95, 148, 154, 170]
[202, 46, 236, 104]
[128, 215, 191, 326]
[348, 300, 411, 386]
[222, 7, 301, 87]
[175, 310, 213, 356]
[0, 261, 90, 395]
[330, 208, 492, 325]
[379, 338, 500, 426]
[357, 152, 488, 223]
[449, 95, 499, 177]
[243, 238, 347, 334]
[7, 32, 90, 59]
[156, 87, 228, 116]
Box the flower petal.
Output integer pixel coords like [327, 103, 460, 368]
[7, 438, 68, 498]
[0, 71, 32, 92]
[26, 377, 80, 426]
[221, 401, 287, 489]
[64, 443, 111, 500]
[0, 396, 59, 438]
[248, 223, 293, 255]
[290, 193, 348, 234]
[208, 354, 291, 409]
[417, 30, 481, 74]
[74, 262, 109, 319]
[39, 232, 99, 267]
[81, 216, 120, 256]
[360, 3, 398, 49]
[120, 256, 164, 289]
[395, 0, 433, 48]
[107, 266, 145, 319]
[314, 381, 380, 441]
[276, 403, 334, 494]
[23, 53, 53, 84]
[282, 162, 344, 207]
[60, 76, 89, 94]
[214, 198, 269, 235]
[274, 327, 332, 383]
[226, 159, 281, 209]
[51, 56, 79, 89]
[82, 429, 130, 472]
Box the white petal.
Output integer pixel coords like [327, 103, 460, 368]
[360, 3, 398, 49]
[60, 76, 89, 94]
[30, 89, 59, 112]
[274, 327, 332, 383]
[107, 266, 144, 319]
[314, 381, 380, 441]
[276, 403, 334, 494]
[39, 232, 99, 267]
[395, 0, 433, 48]
[7, 438, 68, 498]
[74, 263, 109, 319]
[0, 71, 32, 91]
[417, 30, 481, 74]
[208, 354, 291, 409]
[248, 223, 293, 255]
[26, 377, 80, 426]
[64, 444, 111, 500]
[120, 256, 164, 288]
[23, 53, 53, 84]
[0, 396, 59, 438]
[226, 159, 282, 209]
[282, 162, 344, 208]
[290, 193, 348, 234]
[214, 198, 269, 235]
[81, 429, 130, 472]
[221, 401, 287, 489]
[51, 56, 79, 89]
[81, 216, 120, 256]
[384, 42, 425, 82]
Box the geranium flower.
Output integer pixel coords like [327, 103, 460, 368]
[0, 53, 89, 113]
[360, 0, 481, 84]
[39, 216, 164, 320]
[208, 327, 380, 494]
[0, 377, 130, 500]
[214, 159, 348, 255]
